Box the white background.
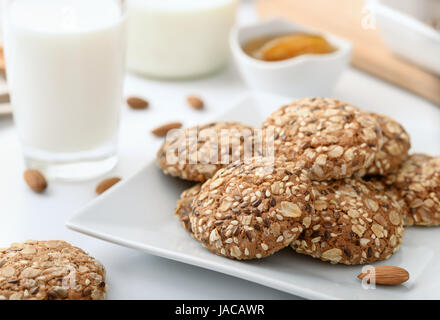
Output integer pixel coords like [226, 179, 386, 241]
[1, 2, 439, 299]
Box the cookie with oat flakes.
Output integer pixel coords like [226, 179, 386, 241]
[362, 175, 406, 213]
[385, 154, 440, 226]
[0, 240, 107, 300]
[157, 122, 257, 182]
[262, 98, 383, 181]
[175, 184, 202, 233]
[290, 178, 405, 265]
[190, 157, 314, 260]
[356, 113, 410, 176]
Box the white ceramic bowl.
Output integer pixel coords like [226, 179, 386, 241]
[369, 0, 440, 75]
[230, 18, 353, 97]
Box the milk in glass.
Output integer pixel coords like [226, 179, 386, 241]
[3, 0, 127, 180]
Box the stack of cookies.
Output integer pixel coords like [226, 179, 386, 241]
[157, 98, 440, 265]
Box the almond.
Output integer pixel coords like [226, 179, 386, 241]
[152, 122, 182, 137]
[126, 96, 149, 110]
[187, 95, 204, 110]
[23, 169, 47, 193]
[357, 265, 409, 285]
[96, 177, 121, 195]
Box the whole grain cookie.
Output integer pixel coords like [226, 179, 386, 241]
[262, 98, 383, 181]
[175, 184, 202, 233]
[0, 240, 107, 300]
[357, 113, 410, 176]
[386, 154, 440, 226]
[291, 178, 405, 265]
[362, 175, 406, 212]
[190, 157, 314, 260]
[157, 122, 258, 182]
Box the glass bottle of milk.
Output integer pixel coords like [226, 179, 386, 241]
[2, 0, 127, 181]
[127, 0, 237, 79]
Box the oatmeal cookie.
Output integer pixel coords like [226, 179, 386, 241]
[262, 98, 383, 181]
[386, 154, 440, 226]
[157, 122, 257, 182]
[175, 184, 202, 233]
[190, 157, 314, 260]
[290, 178, 405, 265]
[362, 175, 406, 211]
[0, 240, 107, 300]
[357, 113, 410, 176]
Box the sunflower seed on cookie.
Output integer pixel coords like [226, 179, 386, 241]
[262, 98, 383, 181]
[385, 154, 440, 226]
[0, 240, 107, 300]
[190, 157, 314, 260]
[291, 178, 405, 265]
[157, 122, 259, 182]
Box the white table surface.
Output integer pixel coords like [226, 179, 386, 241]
[1, 4, 439, 300]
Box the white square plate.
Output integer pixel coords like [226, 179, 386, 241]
[67, 93, 440, 300]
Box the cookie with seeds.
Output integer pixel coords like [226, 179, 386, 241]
[190, 157, 314, 260]
[157, 122, 258, 182]
[357, 113, 410, 176]
[0, 240, 107, 300]
[262, 98, 383, 181]
[362, 175, 406, 211]
[290, 178, 405, 265]
[175, 184, 202, 233]
[386, 154, 440, 226]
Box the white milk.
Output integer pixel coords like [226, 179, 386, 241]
[3, 0, 126, 158]
[127, 0, 237, 78]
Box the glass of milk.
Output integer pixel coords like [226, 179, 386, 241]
[127, 0, 237, 79]
[2, 0, 127, 181]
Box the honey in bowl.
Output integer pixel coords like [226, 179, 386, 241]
[243, 33, 336, 62]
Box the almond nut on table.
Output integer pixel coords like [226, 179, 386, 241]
[357, 265, 409, 285]
[23, 169, 47, 193]
[96, 177, 122, 195]
[187, 95, 204, 110]
[152, 122, 183, 137]
[126, 96, 149, 110]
